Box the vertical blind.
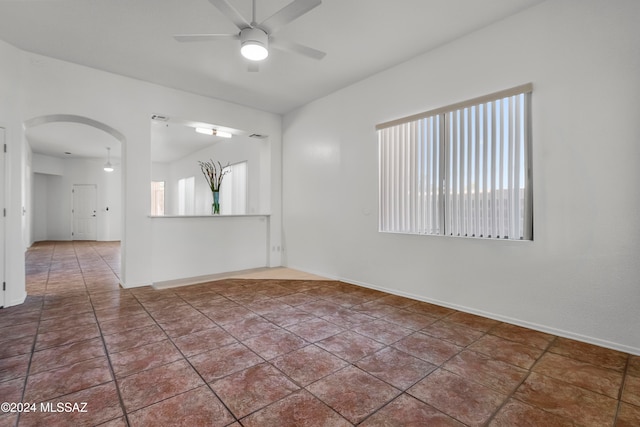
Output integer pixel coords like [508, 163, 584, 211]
[220, 161, 248, 215]
[150, 181, 165, 216]
[377, 84, 533, 240]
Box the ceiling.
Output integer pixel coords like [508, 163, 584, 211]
[1, 0, 545, 161]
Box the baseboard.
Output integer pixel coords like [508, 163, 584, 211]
[286, 265, 640, 356]
[151, 267, 272, 290]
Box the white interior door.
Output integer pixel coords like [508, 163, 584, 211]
[72, 184, 97, 240]
[0, 127, 5, 307]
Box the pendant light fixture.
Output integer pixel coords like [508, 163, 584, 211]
[103, 147, 114, 172]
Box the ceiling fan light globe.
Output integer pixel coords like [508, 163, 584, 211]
[240, 27, 269, 61]
[241, 41, 268, 61]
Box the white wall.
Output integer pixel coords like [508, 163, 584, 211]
[0, 41, 282, 294]
[283, 0, 640, 354]
[31, 153, 122, 242]
[0, 40, 26, 307]
[151, 216, 269, 285]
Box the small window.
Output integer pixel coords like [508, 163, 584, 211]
[150, 181, 165, 216]
[178, 176, 195, 215]
[220, 161, 248, 215]
[377, 84, 533, 240]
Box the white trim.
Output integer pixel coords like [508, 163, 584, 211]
[286, 265, 640, 356]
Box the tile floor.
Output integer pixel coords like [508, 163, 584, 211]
[0, 241, 638, 426]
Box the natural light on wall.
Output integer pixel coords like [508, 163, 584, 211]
[377, 84, 533, 240]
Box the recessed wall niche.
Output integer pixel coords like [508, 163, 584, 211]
[150, 116, 270, 216]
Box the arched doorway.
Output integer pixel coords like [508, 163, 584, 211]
[23, 114, 125, 292]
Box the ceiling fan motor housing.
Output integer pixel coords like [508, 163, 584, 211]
[240, 27, 269, 61]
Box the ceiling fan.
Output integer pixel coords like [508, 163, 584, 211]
[174, 0, 326, 71]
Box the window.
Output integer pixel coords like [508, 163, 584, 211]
[178, 176, 195, 215]
[377, 84, 533, 240]
[150, 181, 165, 216]
[219, 161, 248, 215]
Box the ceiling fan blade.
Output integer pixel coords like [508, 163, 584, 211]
[271, 38, 326, 60]
[259, 0, 321, 34]
[174, 34, 238, 42]
[208, 0, 251, 30]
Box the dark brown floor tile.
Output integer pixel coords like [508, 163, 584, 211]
[244, 298, 292, 315]
[316, 331, 384, 363]
[0, 413, 17, 427]
[319, 292, 369, 308]
[139, 296, 188, 313]
[41, 302, 93, 320]
[360, 394, 464, 427]
[189, 342, 263, 382]
[24, 356, 112, 403]
[469, 334, 543, 369]
[262, 306, 317, 327]
[128, 386, 234, 427]
[157, 313, 217, 338]
[382, 309, 437, 330]
[421, 320, 484, 346]
[356, 347, 436, 390]
[0, 321, 38, 342]
[285, 317, 344, 342]
[38, 312, 97, 334]
[35, 323, 101, 351]
[211, 363, 299, 419]
[408, 369, 506, 427]
[0, 377, 25, 403]
[110, 339, 182, 378]
[103, 324, 167, 354]
[322, 309, 375, 329]
[297, 300, 343, 317]
[405, 301, 455, 318]
[445, 312, 500, 332]
[616, 402, 640, 427]
[98, 312, 156, 335]
[93, 303, 147, 322]
[272, 292, 319, 307]
[172, 326, 237, 357]
[243, 329, 307, 360]
[376, 294, 418, 309]
[19, 382, 123, 427]
[443, 350, 528, 394]
[95, 416, 128, 427]
[549, 337, 628, 372]
[392, 332, 462, 365]
[351, 300, 400, 318]
[0, 311, 41, 329]
[0, 335, 34, 359]
[352, 318, 413, 345]
[514, 372, 618, 427]
[306, 365, 400, 424]
[628, 355, 640, 377]
[30, 337, 105, 374]
[272, 345, 348, 386]
[0, 353, 30, 382]
[222, 314, 281, 340]
[202, 305, 254, 325]
[117, 359, 204, 412]
[242, 389, 351, 427]
[622, 374, 640, 406]
[489, 399, 577, 427]
[489, 322, 555, 350]
[533, 352, 624, 398]
[90, 294, 139, 312]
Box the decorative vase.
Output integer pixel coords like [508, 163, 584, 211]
[212, 191, 220, 215]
